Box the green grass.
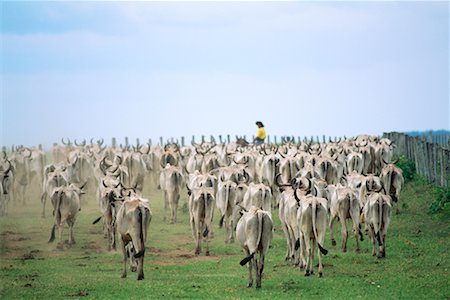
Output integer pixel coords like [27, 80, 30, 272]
[0, 176, 449, 299]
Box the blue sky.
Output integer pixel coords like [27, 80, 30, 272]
[1, 1, 449, 149]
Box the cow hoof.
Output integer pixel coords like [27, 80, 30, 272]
[195, 249, 201, 256]
[342, 248, 347, 253]
[305, 271, 310, 277]
[205, 251, 210, 256]
[331, 240, 336, 246]
[247, 282, 253, 288]
[137, 274, 144, 280]
[121, 273, 127, 278]
[256, 285, 261, 289]
[319, 272, 323, 278]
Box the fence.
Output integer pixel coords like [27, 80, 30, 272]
[110, 134, 346, 149]
[383, 132, 449, 188]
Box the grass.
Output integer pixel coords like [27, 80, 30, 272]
[0, 176, 449, 299]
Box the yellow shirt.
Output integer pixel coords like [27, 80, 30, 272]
[256, 127, 266, 139]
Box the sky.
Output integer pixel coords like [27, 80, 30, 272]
[1, 1, 449, 149]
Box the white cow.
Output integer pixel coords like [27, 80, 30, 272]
[363, 192, 392, 258]
[236, 206, 273, 289]
[188, 186, 215, 255]
[48, 184, 85, 246]
[116, 197, 152, 280]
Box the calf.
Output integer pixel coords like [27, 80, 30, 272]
[188, 186, 215, 255]
[116, 197, 152, 280]
[236, 206, 273, 289]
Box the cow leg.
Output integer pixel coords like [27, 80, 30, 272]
[41, 192, 47, 218]
[368, 226, 376, 256]
[163, 191, 168, 222]
[137, 255, 145, 280]
[317, 242, 324, 278]
[381, 233, 386, 258]
[339, 213, 348, 253]
[254, 255, 261, 289]
[174, 193, 180, 223]
[329, 213, 337, 246]
[121, 240, 127, 278]
[244, 248, 253, 288]
[229, 218, 235, 243]
[281, 221, 291, 260]
[195, 220, 201, 255]
[256, 253, 264, 289]
[304, 237, 312, 276]
[68, 219, 75, 245]
[350, 210, 361, 253]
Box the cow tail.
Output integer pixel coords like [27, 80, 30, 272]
[55, 190, 63, 226]
[384, 169, 392, 198]
[376, 197, 383, 246]
[350, 192, 364, 241]
[312, 200, 328, 255]
[202, 192, 209, 238]
[134, 208, 145, 258]
[219, 184, 231, 228]
[239, 211, 263, 266]
[49, 190, 62, 243]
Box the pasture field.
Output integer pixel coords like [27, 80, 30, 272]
[0, 177, 448, 299]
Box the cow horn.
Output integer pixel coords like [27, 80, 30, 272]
[80, 181, 88, 190]
[275, 173, 290, 187]
[61, 138, 71, 145]
[294, 189, 302, 203]
[74, 139, 80, 146]
[1, 151, 7, 159]
[160, 154, 167, 169]
[2, 159, 12, 175]
[141, 143, 151, 155]
[102, 180, 108, 188]
[23, 147, 32, 158]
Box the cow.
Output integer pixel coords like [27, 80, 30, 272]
[159, 164, 183, 223]
[216, 180, 238, 243]
[187, 186, 215, 255]
[327, 184, 363, 253]
[48, 183, 85, 247]
[363, 192, 392, 258]
[0, 158, 12, 216]
[11, 147, 31, 204]
[236, 206, 273, 289]
[294, 193, 329, 277]
[380, 159, 404, 213]
[116, 197, 152, 280]
[93, 178, 123, 251]
[41, 163, 69, 218]
[243, 183, 272, 213]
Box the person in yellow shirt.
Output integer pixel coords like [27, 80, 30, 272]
[254, 121, 266, 145]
